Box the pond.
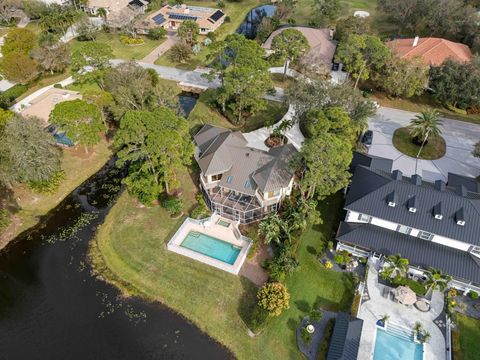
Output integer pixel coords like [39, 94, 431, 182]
[0, 159, 232, 360]
[236, 5, 277, 39]
[178, 92, 198, 117]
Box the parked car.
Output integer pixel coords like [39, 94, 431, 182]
[331, 62, 339, 71]
[361, 130, 373, 146]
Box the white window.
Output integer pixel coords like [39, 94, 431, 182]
[357, 213, 372, 223]
[397, 225, 412, 235]
[418, 231, 433, 241]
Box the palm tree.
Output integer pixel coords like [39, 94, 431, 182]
[383, 254, 409, 278]
[408, 109, 443, 145]
[258, 213, 286, 245]
[424, 267, 452, 293]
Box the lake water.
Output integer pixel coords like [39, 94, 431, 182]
[236, 5, 277, 39]
[0, 159, 232, 360]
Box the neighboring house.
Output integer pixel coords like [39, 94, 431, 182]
[193, 125, 297, 224]
[386, 36, 473, 67]
[262, 26, 337, 70]
[19, 88, 81, 146]
[326, 313, 363, 360]
[337, 162, 480, 294]
[138, 4, 225, 35]
[84, 0, 148, 27]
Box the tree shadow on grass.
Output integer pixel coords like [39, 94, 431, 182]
[306, 245, 317, 255]
[294, 299, 310, 313]
[237, 276, 260, 329]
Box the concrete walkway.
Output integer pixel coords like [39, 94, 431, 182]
[368, 107, 480, 182]
[357, 258, 446, 360]
[141, 32, 179, 63]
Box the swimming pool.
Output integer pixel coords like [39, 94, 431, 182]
[373, 325, 423, 360]
[180, 231, 241, 265]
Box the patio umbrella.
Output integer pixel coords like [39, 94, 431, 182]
[392, 286, 416, 305]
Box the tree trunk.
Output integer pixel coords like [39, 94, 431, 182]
[84, 145, 89, 154]
[354, 67, 364, 89]
[283, 58, 289, 80]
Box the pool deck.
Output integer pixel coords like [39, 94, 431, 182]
[167, 215, 251, 275]
[358, 258, 446, 360]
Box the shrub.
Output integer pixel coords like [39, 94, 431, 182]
[28, 170, 65, 194]
[392, 276, 427, 296]
[224, 16, 231, 23]
[248, 305, 270, 333]
[53, 83, 63, 89]
[452, 330, 460, 353]
[257, 282, 290, 317]
[190, 193, 209, 219]
[0, 209, 11, 232]
[309, 307, 323, 322]
[301, 327, 313, 345]
[325, 260, 333, 269]
[0, 84, 28, 109]
[445, 103, 467, 115]
[147, 27, 167, 40]
[334, 255, 344, 264]
[169, 42, 193, 63]
[265, 249, 299, 281]
[447, 288, 458, 298]
[351, 292, 361, 316]
[470, 291, 479, 300]
[327, 240, 334, 250]
[120, 36, 144, 45]
[161, 196, 183, 215]
[473, 141, 480, 158]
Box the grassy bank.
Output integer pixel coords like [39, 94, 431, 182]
[89, 168, 354, 360]
[3, 139, 111, 244]
[453, 314, 480, 360]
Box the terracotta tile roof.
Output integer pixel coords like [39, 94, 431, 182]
[386, 37, 472, 67]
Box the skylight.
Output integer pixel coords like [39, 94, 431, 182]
[226, 175, 233, 184]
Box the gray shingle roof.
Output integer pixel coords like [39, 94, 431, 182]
[193, 125, 297, 194]
[326, 313, 363, 360]
[448, 173, 480, 193]
[345, 166, 480, 246]
[337, 222, 480, 285]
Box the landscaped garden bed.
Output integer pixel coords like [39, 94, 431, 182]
[392, 127, 446, 160]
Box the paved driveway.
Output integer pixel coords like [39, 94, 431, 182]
[368, 107, 480, 182]
[141, 32, 179, 63]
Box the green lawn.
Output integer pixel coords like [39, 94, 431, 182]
[392, 127, 446, 160]
[69, 32, 166, 61]
[154, 0, 267, 69]
[453, 314, 480, 360]
[89, 160, 354, 359]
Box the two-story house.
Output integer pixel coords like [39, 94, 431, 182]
[193, 125, 297, 224]
[337, 163, 480, 294]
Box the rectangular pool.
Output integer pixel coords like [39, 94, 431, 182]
[373, 326, 423, 360]
[180, 231, 241, 265]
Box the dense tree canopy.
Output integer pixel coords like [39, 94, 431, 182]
[0, 115, 61, 185]
[302, 107, 355, 143]
[0, 52, 39, 84]
[177, 20, 199, 44]
[114, 108, 193, 203]
[336, 34, 391, 88]
[257, 282, 290, 317]
[271, 29, 310, 77]
[429, 59, 480, 109]
[71, 42, 113, 84]
[32, 43, 70, 74]
[1, 28, 37, 56]
[169, 42, 193, 64]
[334, 16, 370, 42]
[311, 0, 340, 26]
[38, 4, 80, 36]
[50, 99, 105, 151]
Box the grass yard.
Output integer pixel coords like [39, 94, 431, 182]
[90, 175, 354, 360]
[453, 314, 480, 360]
[8, 139, 112, 240]
[154, 0, 267, 69]
[392, 127, 446, 160]
[16, 72, 71, 101]
[69, 32, 166, 61]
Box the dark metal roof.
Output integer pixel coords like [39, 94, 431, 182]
[349, 151, 393, 173]
[448, 173, 480, 193]
[326, 313, 363, 360]
[337, 222, 480, 285]
[345, 166, 480, 246]
[208, 9, 224, 23]
[129, 0, 145, 8]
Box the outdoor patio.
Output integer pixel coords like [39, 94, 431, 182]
[357, 258, 446, 360]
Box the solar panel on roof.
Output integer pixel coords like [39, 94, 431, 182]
[169, 13, 198, 21]
[208, 10, 224, 22]
[152, 14, 166, 24]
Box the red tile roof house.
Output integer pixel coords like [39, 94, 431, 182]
[386, 36, 473, 67]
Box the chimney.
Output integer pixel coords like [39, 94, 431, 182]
[434, 180, 446, 192]
[413, 36, 419, 47]
[408, 196, 417, 213]
[411, 174, 422, 186]
[433, 202, 443, 220]
[391, 170, 403, 181]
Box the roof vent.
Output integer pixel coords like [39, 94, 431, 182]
[387, 191, 398, 207]
[391, 170, 403, 181]
[245, 153, 250, 157]
[433, 202, 443, 220]
[411, 174, 422, 186]
[434, 180, 446, 192]
[455, 208, 465, 226]
[456, 185, 467, 197]
[407, 196, 417, 213]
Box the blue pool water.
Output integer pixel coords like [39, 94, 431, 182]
[180, 231, 241, 265]
[373, 326, 424, 360]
